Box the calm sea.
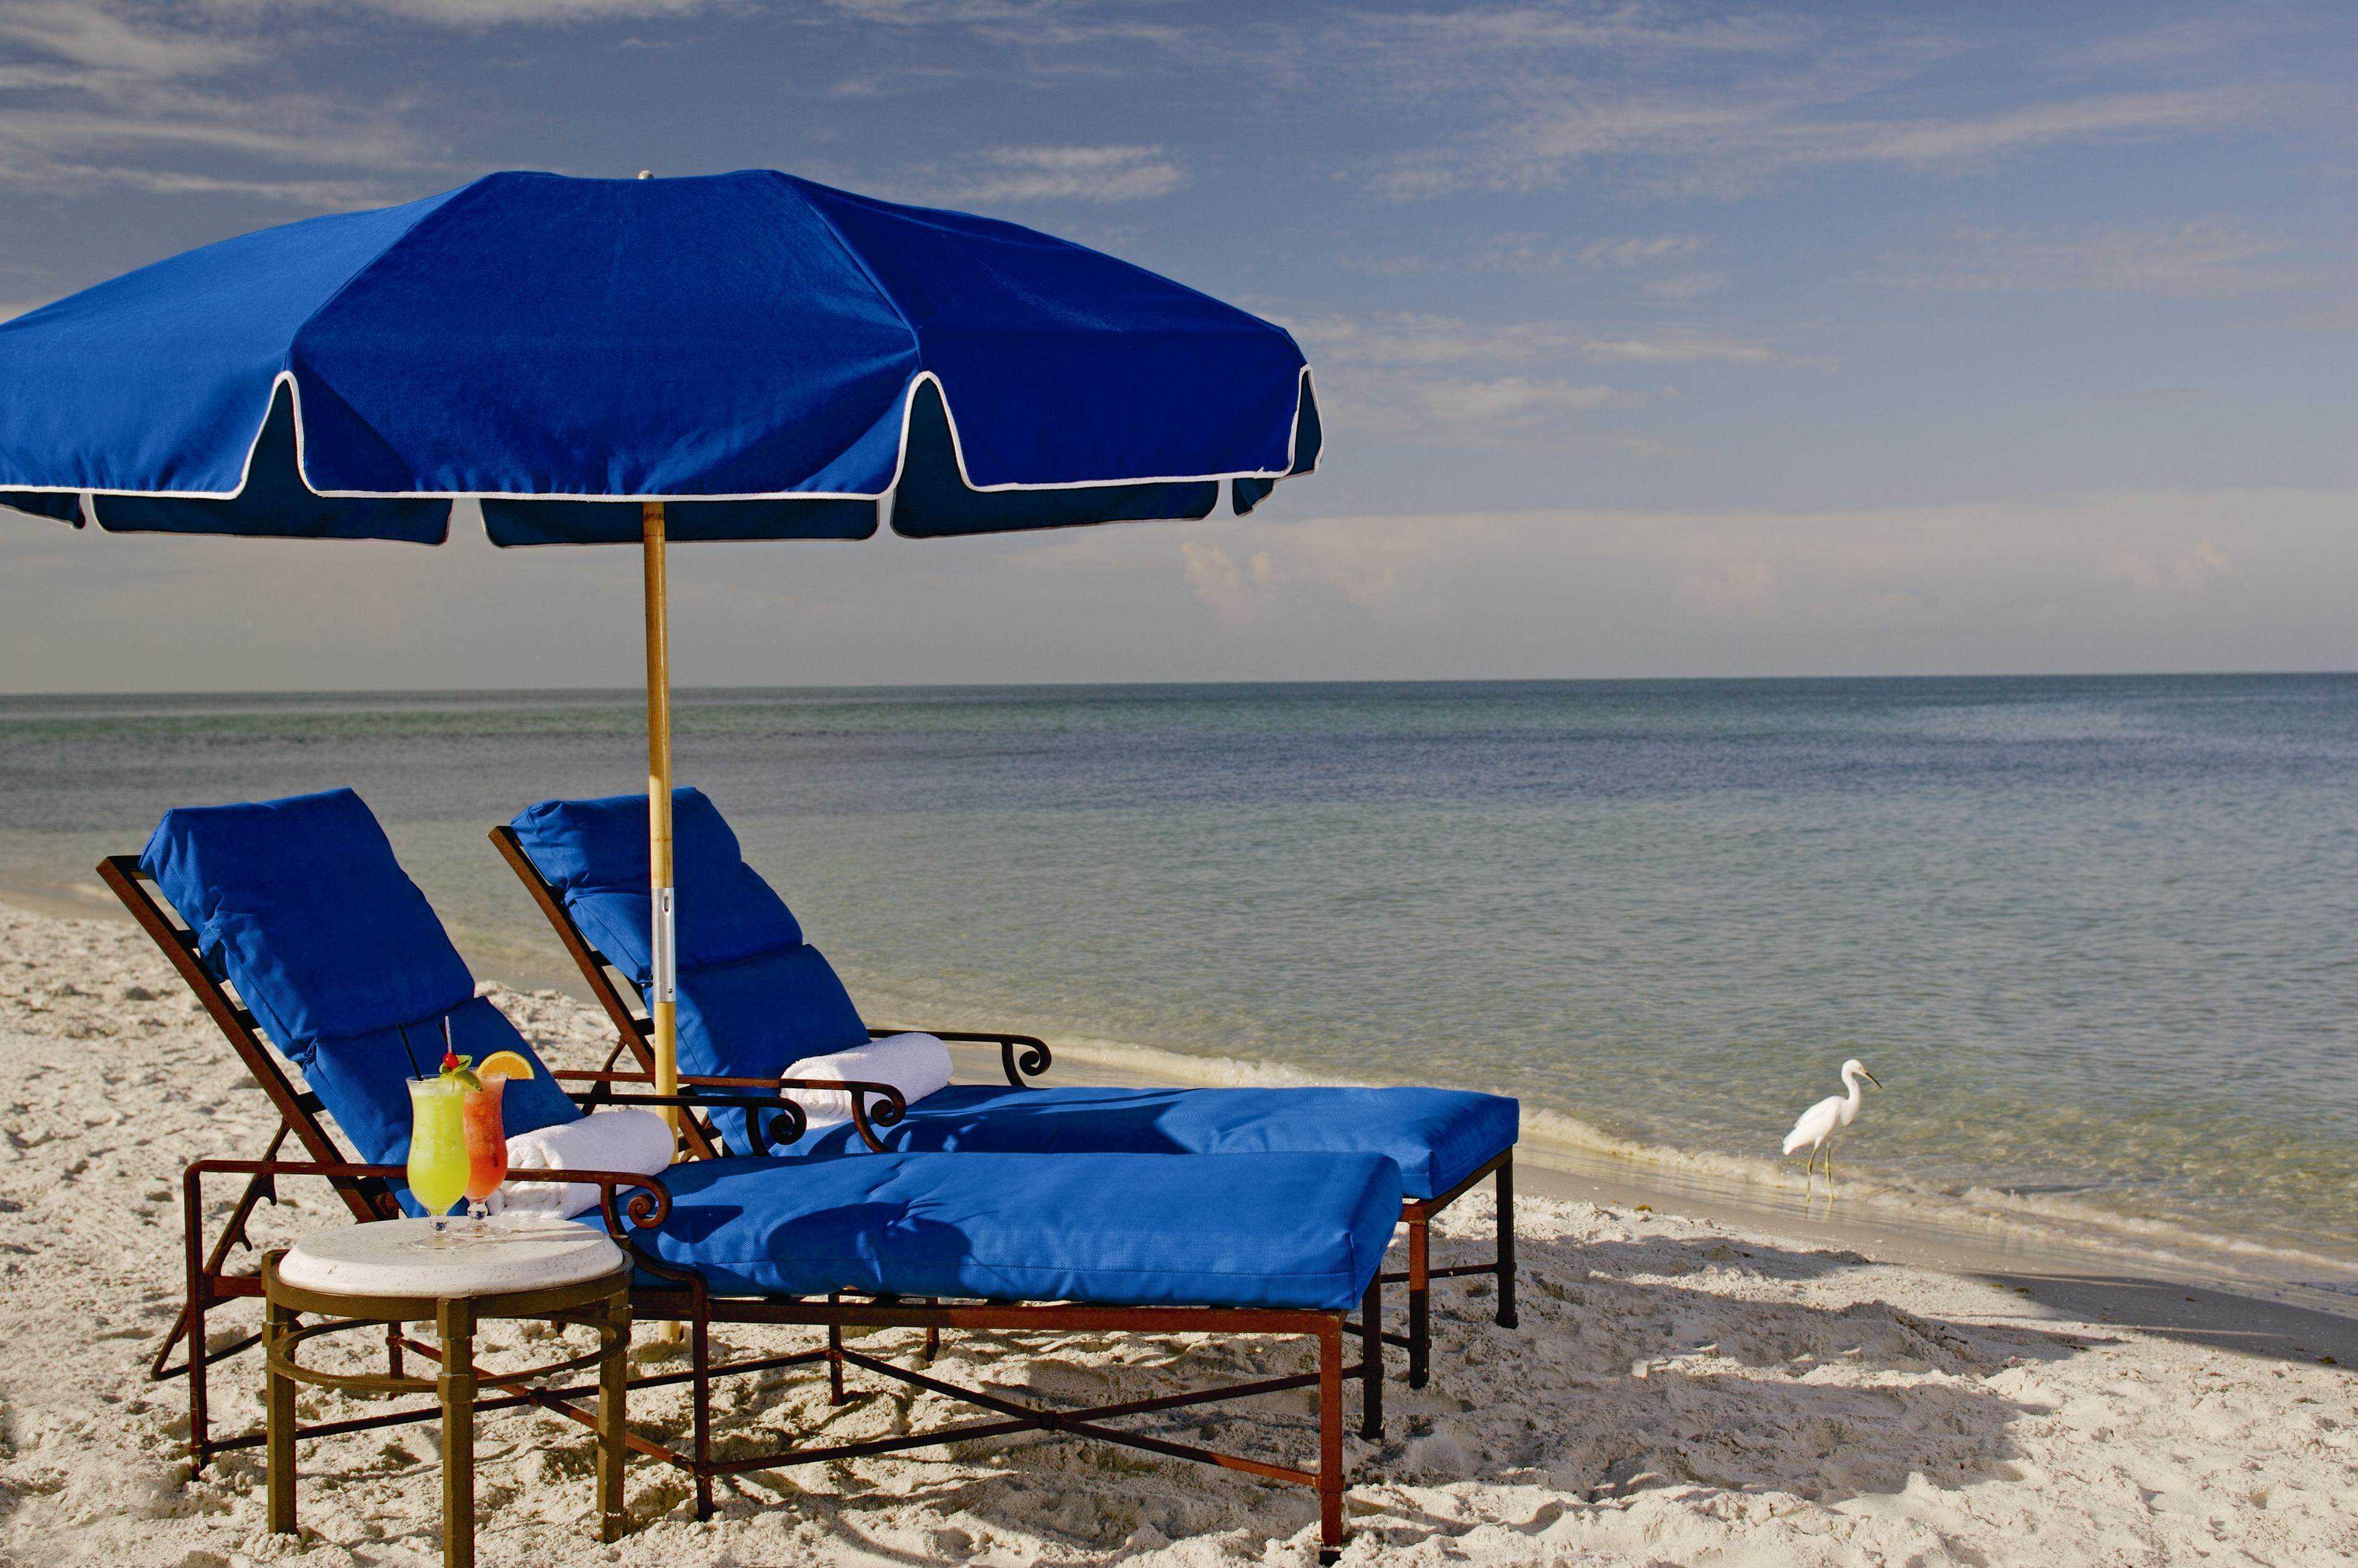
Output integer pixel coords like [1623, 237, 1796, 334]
[2, 677, 2353, 1294]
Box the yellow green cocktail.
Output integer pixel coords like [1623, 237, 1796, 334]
[405, 1076, 469, 1242]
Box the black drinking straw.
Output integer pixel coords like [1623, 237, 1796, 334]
[395, 1023, 425, 1081]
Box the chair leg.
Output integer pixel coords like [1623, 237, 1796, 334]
[386, 1319, 406, 1380]
[185, 1283, 210, 1475]
[1495, 1154, 1518, 1329]
[1318, 1317, 1344, 1565]
[691, 1304, 713, 1521]
[827, 1291, 847, 1406]
[597, 1299, 630, 1543]
[437, 1297, 478, 1568]
[264, 1299, 297, 1535]
[1407, 1215, 1431, 1389]
[1357, 1278, 1383, 1441]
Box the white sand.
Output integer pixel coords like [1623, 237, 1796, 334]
[2, 900, 2354, 1567]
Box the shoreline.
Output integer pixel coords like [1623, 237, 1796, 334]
[915, 1026, 2358, 1329]
[938, 1033, 2358, 1350]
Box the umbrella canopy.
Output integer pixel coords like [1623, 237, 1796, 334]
[0, 169, 1320, 1139]
[0, 168, 1319, 536]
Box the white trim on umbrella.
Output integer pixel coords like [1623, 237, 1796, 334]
[10, 365, 1319, 517]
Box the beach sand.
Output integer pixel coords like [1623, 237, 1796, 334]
[2, 898, 2354, 1566]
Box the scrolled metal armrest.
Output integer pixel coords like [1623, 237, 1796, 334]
[549, 1070, 812, 1154]
[504, 1164, 673, 1232]
[868, 1026, 1053, 1088]
[180, 1157, 674, 1232]
[999, 1035, 1052, 1085]
[611, 1087, 811, 1156]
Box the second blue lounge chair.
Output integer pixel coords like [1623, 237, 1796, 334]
[496, 787, 1521, 1387]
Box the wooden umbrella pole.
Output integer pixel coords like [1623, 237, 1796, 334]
[641, 501, 680, 1145]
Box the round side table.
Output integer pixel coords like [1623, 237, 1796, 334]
[261, 1219, 633, 1568]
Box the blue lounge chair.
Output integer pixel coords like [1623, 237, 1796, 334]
[117, 788, 1396, 1558]
[496, 788, 1521, 1387]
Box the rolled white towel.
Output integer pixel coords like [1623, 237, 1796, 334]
[501, 1107, 677, 1220]
[783, 1032, 952, 1129]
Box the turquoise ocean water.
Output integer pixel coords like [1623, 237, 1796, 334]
[2, 677, 2352, 1295]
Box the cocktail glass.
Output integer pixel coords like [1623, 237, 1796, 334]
[462, 1075, 508, 1232]
[406, 1077, 469, 1246]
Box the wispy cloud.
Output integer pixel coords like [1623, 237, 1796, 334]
[0, 2, 437, 203]
[228, 1, 725, 22]
[1578, 234, 1705, 269]
[0, 3, 250, 83]
[1643, 272, 1725, 301]
[1472, 230, 1709, 274]
[1332, 2, 2291, 200]
[825, 63, 971, 98]
[1296, 312, 1812, 371]
[1284, 313, 1744, 454]
[1870, 219, 2296, 297]
[1380, 84, 2269, 198]
[1355, 4, 1813, 65]
[955, 144, 1186, 202]
[1296, 312, 1580, 368]
[1409, 376, 1637, 421]
[1580, 329, 1814, 368]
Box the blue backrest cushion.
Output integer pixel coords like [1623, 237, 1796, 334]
[509, 788, 804, 983]
[143, 788, 473, 1046]
[676, 944, 868, 1081]
[512, 789, 870, 1147]
[142, 788, 579, 1163]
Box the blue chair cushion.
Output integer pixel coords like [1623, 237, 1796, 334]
[511, 790, 870, 1149]
[785, 1084, 1517, 1202]
[675, 944, 869, 1152]
[606, 1149, 1402, 1310]
[142, 788, 581, 1165]
[143, 788, 475, 1049]
[508, 788, 811, 981]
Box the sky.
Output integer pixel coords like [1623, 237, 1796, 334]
[0, 0, 2352, 691]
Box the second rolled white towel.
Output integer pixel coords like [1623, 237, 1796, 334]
[782, 1032, 953, 1128]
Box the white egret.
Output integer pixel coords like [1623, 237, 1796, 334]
[1782, 1058, 1881, 1198]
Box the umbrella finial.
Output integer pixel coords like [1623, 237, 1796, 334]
[637, 169, 652, 180]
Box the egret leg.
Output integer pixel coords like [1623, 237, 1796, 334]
[1824, 1147, 1835, 1201]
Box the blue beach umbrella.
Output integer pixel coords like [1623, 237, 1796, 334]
[0, 168, 1320, 1124]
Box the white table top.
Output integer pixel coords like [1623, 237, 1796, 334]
[277, 1218, 627, 1299]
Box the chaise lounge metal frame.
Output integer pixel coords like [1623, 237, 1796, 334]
[492, 822, 1517, 1387]
[108, 853, 1384, 1560]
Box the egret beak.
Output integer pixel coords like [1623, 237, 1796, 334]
[1862, 1070, 1883, 1089]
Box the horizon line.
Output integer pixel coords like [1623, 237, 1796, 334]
[4, 668, 2357, 704]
